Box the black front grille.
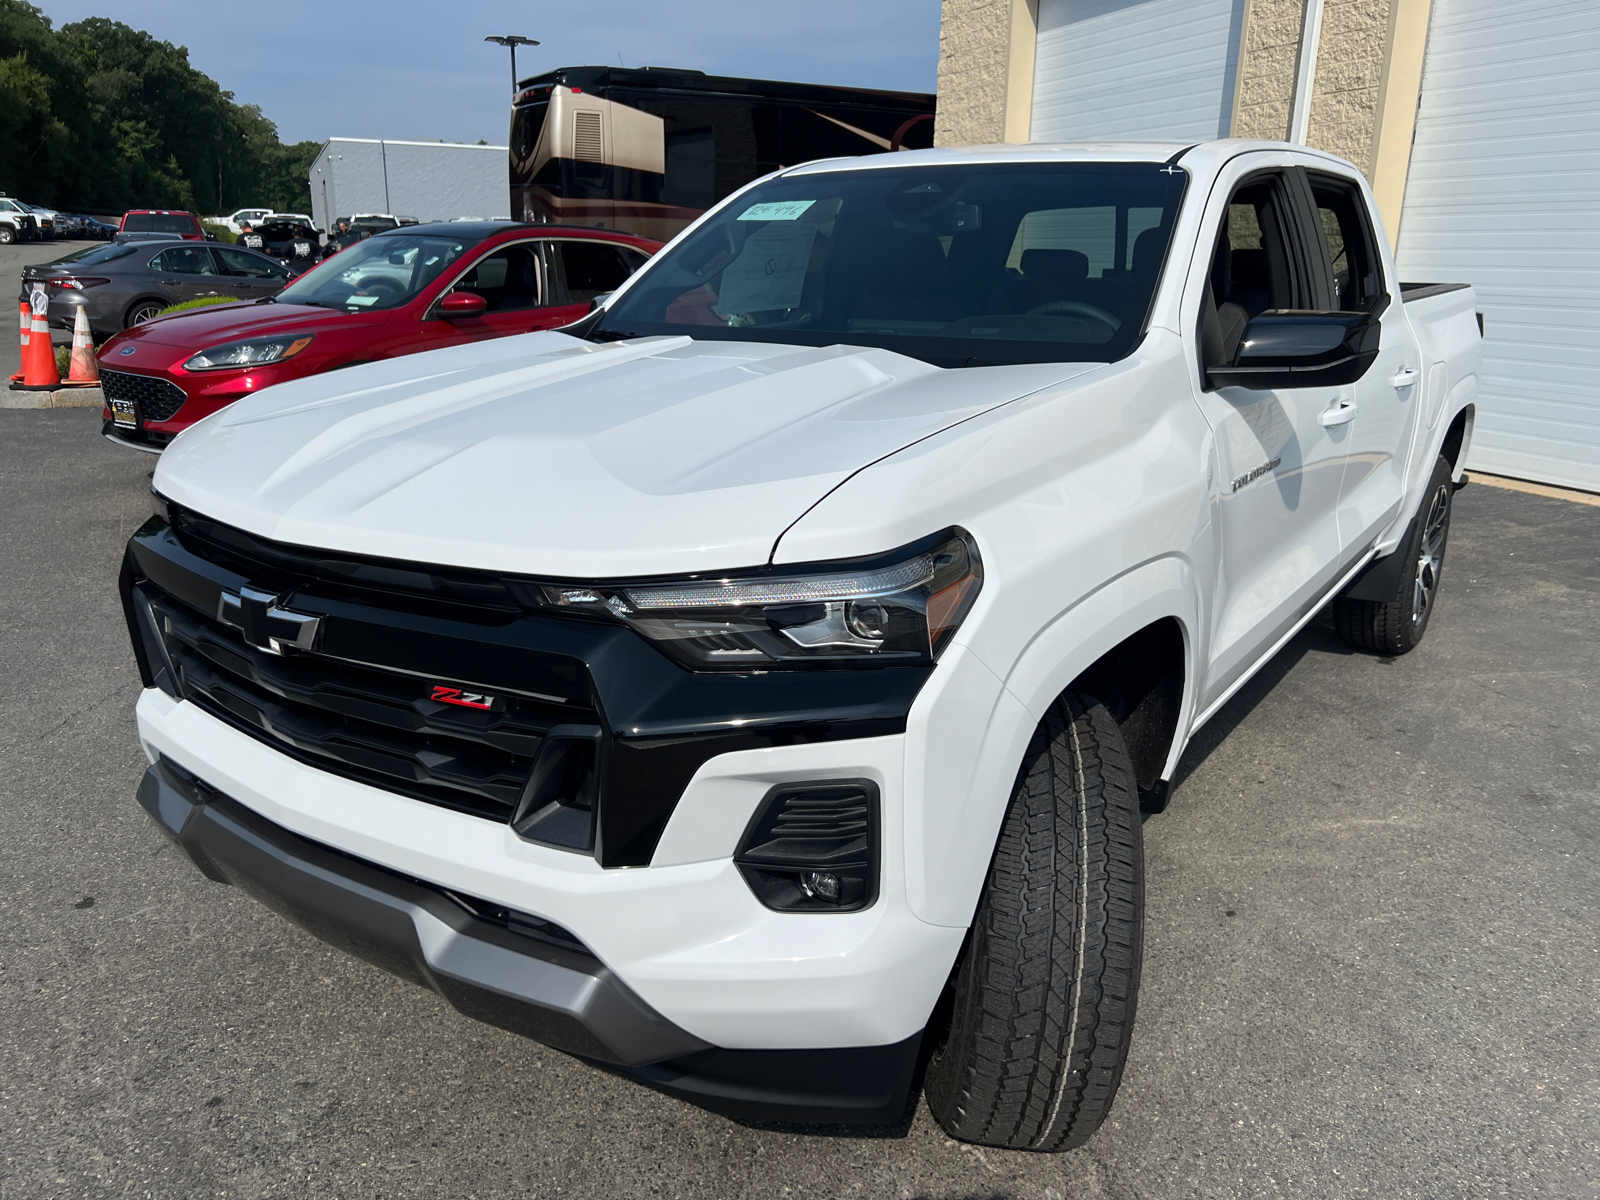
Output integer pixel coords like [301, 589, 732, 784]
[100, 368, 189, 422]
[142, 588, 588, 822]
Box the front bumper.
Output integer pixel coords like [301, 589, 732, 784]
[138, 732, 927, 1124]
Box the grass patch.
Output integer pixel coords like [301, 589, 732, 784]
[155, 295, 244, 318]
[202, 222, 238, 244]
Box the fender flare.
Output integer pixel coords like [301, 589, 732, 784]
[903, 555, 1202, 929]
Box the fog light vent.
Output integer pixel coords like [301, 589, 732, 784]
[734, 779, 878, 912]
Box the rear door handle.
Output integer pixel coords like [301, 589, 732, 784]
[1320, 398, 1359, 428]
[1390, 366, 1419, 389]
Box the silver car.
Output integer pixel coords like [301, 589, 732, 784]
[19, 239, 293, 340]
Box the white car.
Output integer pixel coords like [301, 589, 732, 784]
[213, 208, 273, 235]
[123, 139, 1480, 1149]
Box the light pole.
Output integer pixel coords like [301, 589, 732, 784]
[484, 35, 540, 94]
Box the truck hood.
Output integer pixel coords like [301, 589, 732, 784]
[155, 332, 1092, 577]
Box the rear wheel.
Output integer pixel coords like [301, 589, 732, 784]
[1336, 455, 1455, 655]
[125, 300, 165, 328]
[924, 692, 1144, 1152]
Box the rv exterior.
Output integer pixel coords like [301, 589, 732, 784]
[509, 66, 936, 240]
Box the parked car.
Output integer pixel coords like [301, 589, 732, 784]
[263, 211, 316, 228]
[20, 238, 292, 342]
[213, 208, 273, 236]
[120, 210, 205, 241]
[239, 217, 319, 262]
[96, 221, 658, 451]
[79, 215, 118, 241]
[118, 141, 1481, 1145]
[0, 195, 38, 243]
[19, 200, 62, 237]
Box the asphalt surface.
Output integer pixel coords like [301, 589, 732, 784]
[2, 410, 1595, 1199]
[3, 239, 100, 382]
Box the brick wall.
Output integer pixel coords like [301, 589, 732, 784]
[1234, 0, 1307, 141]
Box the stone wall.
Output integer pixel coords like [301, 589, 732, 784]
[1233, 0, 1308, 141]
[935, 0, 1023, 146]
[1306, 0, 1393, 171]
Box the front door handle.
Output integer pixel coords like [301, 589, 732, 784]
[1390, 366, 1419, 389]
[1320, 398, 1359, 428]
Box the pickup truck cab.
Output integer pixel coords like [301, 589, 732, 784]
[121, 140, 1480, 1150]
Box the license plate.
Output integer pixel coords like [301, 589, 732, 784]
[109, 396, 137, 428]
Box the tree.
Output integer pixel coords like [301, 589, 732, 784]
[0, 0, 315, 215]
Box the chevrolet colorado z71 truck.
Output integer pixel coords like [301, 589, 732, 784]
[120, 140, 1480, 1151]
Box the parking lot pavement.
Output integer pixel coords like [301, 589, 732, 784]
[2, 407, 1595, 1200]
[3, 240, 95, 382]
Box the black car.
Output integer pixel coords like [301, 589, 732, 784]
[240, 218, 320, 265]
[20, 238, 294, 339]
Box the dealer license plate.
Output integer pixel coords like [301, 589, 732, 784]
[109, 396, 137, 428]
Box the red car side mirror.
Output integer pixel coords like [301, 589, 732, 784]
[438, 291, 487, 318]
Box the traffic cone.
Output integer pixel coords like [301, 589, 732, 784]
[65, 306, 98, 385]
[11, 301, 26, 382]
[21, 304, 60, 389]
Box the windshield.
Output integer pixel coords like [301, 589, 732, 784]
[124, 213, 196, 233]
[275, 234, 471, 312]
[595, 163, 1186, 366]
[51, 243, 138, 267]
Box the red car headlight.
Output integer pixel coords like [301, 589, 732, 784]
[183, 335, 315, 371]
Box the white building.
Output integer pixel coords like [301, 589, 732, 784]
[308, 139, 511, 230]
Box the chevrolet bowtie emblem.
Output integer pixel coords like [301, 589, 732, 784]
[217, 585, 321, 655]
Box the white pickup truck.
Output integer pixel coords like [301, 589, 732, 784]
[121, 140, 1479, 1150]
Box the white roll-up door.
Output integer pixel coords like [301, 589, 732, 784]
[1031, 0, 1245, 143]
[1396, 0, 1600, 491]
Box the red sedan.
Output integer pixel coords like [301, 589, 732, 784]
[97, 222, 660, 451]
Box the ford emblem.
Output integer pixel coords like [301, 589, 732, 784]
[119, 346, 135, 356]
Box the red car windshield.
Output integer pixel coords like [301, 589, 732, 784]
[276, 234, 472, 312]
[124, 213, 198, 234]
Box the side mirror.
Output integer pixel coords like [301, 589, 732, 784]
[438, 291, 487, 318]
[1206, 305, 1384, 391]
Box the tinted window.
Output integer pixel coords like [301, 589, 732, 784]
[597, 163, 1186, 367]
[557, 241, 633, 303]
[125, 213, 198, 234]
[52, 243, 138, 267]
[1309, 173, 1383, 311]
[215, 246, 289, 279]
[152, 247, 217, 275]
[1201, 173, 1311, 368]
[451, 242, 542, 312]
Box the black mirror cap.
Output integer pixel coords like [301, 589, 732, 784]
[1206, 303, 1385, 391]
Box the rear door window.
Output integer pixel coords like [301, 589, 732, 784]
[1307, 172, 1385, 311]
[553, 241, 635, 303]
[152, 246, 219, 275]
[215, 246, 290, 279]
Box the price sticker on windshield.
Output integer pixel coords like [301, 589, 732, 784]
[737, 200, 815, 222]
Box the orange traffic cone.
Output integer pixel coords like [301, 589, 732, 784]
[10, 301, 26, 382]
[66, 306, 98, 385]
[21, 301, 60, 389]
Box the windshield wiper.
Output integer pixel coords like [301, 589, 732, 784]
[587, 328, 639, 343]
[254, 296, 275, 304]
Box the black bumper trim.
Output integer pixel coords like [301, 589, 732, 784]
[138, 758, 925, 1125]
[137, 757, 709, 1067]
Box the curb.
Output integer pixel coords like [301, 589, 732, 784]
[1, 385, 104, 410]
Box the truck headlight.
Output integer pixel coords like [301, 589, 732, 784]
[516, 529, 982, 670]
[183, 334, 314, 371]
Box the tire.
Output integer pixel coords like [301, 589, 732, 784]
[125, 300, 166, 328]
[925, 692, 1144, 1152]
[0, 226, 12, 245]
[1335, 455, 1455, 656]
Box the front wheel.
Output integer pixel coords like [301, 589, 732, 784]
[1335, 455, 1455, 655]
[924, 692, 1144, 1152]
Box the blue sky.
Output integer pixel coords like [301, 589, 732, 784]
[37, 1, 942, 146]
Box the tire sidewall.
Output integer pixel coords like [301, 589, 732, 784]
[1399, 457, 1455, 648]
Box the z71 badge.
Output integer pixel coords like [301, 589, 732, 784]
[429, 685, 498, 711]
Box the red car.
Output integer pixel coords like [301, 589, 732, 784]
[120, 210, 206, 240]
[97, 222, 660, 451]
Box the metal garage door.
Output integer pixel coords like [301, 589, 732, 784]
[1396, 0, 1600, 491]
[1031, 0, 1246, 142]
